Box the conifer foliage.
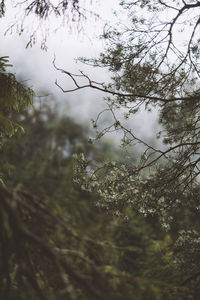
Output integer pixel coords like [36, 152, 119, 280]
[1, 1, 200, 299]
[54, 0, 200, 293]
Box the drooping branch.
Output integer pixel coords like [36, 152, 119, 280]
[53, 58, 200, 104]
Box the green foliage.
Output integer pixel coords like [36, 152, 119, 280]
[1, 0, 200, 298]
[0, 0, 5, 17]
[70, 1, 200, 296]
[0, 100, 188, 300]
[0, 56, 33, 184]
[0, 56, 33, 139]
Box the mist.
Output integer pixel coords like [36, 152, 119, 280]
[0, 0, 160, 146]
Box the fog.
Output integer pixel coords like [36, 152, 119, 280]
[0, 0, 160, 144]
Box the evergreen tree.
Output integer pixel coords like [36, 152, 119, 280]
[55, 1, 200, 294]
[0, 98, 187, 299]
[1, 0, 200, 298]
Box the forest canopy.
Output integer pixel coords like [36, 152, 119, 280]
[1, 0, 200, 299]
[55, 0, 200, 220]
[54, 0, 200, 293]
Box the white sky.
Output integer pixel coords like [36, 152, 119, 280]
[0, 0, 159, 143]
[0, 1, 116, 114]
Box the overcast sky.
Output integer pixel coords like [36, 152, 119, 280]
[0, 0, 160, 143]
